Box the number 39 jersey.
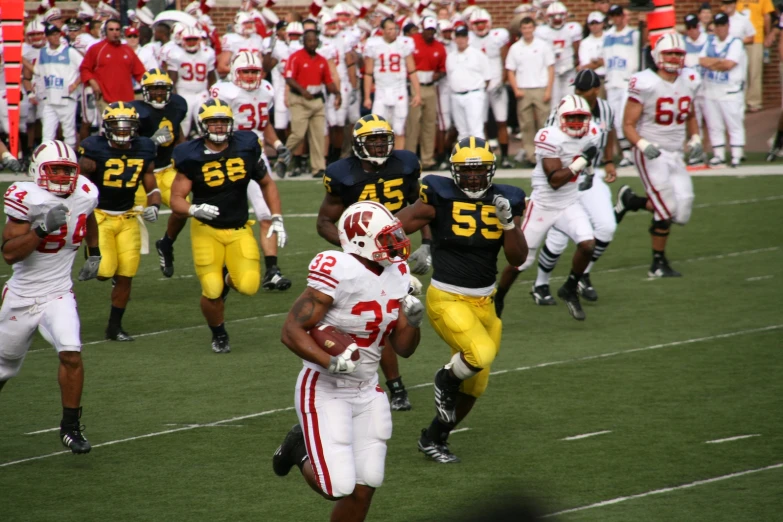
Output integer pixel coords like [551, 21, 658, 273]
[420, 175, 526, 290]
[306, 250, 410, 383]
[3, 178, 99, 298]
[166, 46, 216, 95]
[210, 80, 274, 142]
[627, 68, 701, 153]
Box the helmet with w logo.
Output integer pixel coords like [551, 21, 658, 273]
[338, 201, 411, 266]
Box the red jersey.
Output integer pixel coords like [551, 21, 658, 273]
[79, 40, 146, 103]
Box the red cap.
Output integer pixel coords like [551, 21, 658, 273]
[124, 26, 139, 36]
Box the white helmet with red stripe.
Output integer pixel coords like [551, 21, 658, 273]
[231, 50, 263, 90]
[181, 26, 202, 52]
[26, 20, 46, 48]
[172, 22, 186, 45]
[338, 201, 411, 267]
[556, 94, 592, 138]
[234, 11, 256, 37]
[546, 2, 568, 29]
[468, 8, 491, 36]
[320, 8, 340, 36]
[286, 21, 304, 40]
[653, 32, 687, 74]
[30, 140, 80, 196]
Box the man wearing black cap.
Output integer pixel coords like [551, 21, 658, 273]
[698, 3, 714, 34]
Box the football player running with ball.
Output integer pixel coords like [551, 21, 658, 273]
[273, 201, 423, 522]
[169, 99, 286, 354]
[316, 114, 432, 412]
[396, 137, 528, 463]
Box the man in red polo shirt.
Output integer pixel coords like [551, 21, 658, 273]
[284, 29, 341, 179]
[79, 19, 145, 116]
[405, 17, 447, 170]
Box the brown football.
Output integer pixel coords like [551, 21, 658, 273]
[310, 324, 360, 361]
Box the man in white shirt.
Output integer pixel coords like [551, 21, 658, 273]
[684, 13, 709, 150]
[722, 0, 756, 43]
[578, 12, 606, 81]
[446, 25, 491, 141]
[505, 17, 555, 166]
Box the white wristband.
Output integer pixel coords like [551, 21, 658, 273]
[568, 156, 588, 175]
[636, 138, 651, 151]
[2, 151, 13, 161]
[273, 140, 283, 149]
[688, 134, 702, 145]
[146, 188, 161, 197]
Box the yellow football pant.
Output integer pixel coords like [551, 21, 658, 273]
[426, 285, 502, 398]
[190, 220, 260, 299]
[134, 166, 177, 208]
[95, 209, 142, 278]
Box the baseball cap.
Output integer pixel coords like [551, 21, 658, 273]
[276, 20, 288, 30]
[699, 1, 712, 9]
[124, 26, 139, 37]
[587, 11, 605, 24]
[454, 25, 469, 37]
[44, 23, 61, 36]
[422, 16, 437, 30]
[608, 4, 624, 16]
[574, 69, 601, 91]
[713, 12, 729, 24]
[721, 0, 737, 3]
[684, 13, 699, 28]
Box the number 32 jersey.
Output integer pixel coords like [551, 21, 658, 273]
[306, 250, 410, 383]
[3, 178, 99, 297]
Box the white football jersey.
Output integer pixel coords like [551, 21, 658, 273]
[305, 250, 410, 383]
[267, 38, 292, 87]
[23, 43, 42, 66]
[160, 40, 180, 68]
[71, 33, 99, 56]
[321, 34, 349, 82]
[4, 177, 99, 298]
[535, 22, 582, 75]
[531, 122, 602, 209]
[628, 68, 701, 152]
[221, 33, 265, 57]
[210, 79, 274, 140]
[602, 26, 640, 88]
[168, 45, 216, 94]
[468, 28, 510, 84]
[364, 36, 415, 89]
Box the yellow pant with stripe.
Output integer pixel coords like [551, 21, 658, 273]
[134, 165, 177, 208]
[425, 285, 502, 398]
[95, 209, 142, 278]
[191, 219, 261, 299]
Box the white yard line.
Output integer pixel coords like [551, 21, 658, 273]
[705, 434, 761, 444]
[562, 430, 612, 441]
[450, 428, 471, 434]
[543, 462, 783, 518]
[23, 427, 60, 436]
[746, 275, 774, 282]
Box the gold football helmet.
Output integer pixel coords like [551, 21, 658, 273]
[352, 114, 394, 166]
[102, 102, 140, 145]
[141, 68, 173, 109]
[449, 136, 496, 199]
[198, 98, 234, 143]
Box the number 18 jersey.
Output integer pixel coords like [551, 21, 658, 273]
[364, 36, 414, 89]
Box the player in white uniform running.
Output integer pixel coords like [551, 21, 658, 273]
[1, 140, 101, 454]
[496, 94, 600, 321]
[217, 12, 266, 77]
[21, 21, 47, 160]
[535, 2, 582, 104]
[615, 33, 702, 278]
[273, 201, 423, 521]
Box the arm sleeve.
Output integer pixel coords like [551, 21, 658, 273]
[3, 185, 38, 222]
[626, 73, 646, 104]
[79, 44, 97, 84]
[505, 45, 516, 71]
[131, 48, 146, 82]
[306, 252, 348, 299]
[534, 128, 561, 159]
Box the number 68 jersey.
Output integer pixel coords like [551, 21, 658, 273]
[3, 178, 99, 298]
[305, 250, 410, 383]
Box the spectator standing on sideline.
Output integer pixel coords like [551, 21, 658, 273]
[284, 29, 341, 179]
[579, 12, 607, 85]
[699, 3, 715, 34]
[736, 0, 776, 111]
[505, 17, 554, 167]
[684, 13, 709, 146]
[445, 25, 492, 140]
[406, 17, 446, 171]
[79, 19, 145, 114]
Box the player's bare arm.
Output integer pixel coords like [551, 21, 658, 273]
[407, 181, 432, 241]
[258, 174, 283, 215]
[78, 156, 97, 179]
[604, 128, 618, 182]
[170, 172, 194, 217]
[346, 50, 358, 89]
[622, 99, 644, 147]
[207, 70, 217, 89]
[142, 163, 162, 208]
[168, 69, 179, 88]
[363, 57, 374, 108]
[502, 215, 527, 267]
[387, 304, 421, 358]
[396, 198, 436, 234]
[1, 218, 40, 265]
[216, 51, 232, 76]
[316, 192, 346, 246]
[280, 286, 335, 368]
[542, 157, 576, 189]
[262, 53, 278, 74]
[407, 54, 421, 107]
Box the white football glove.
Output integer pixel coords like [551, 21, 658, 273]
[189, 203, 220, 221]
[637, 139, 661, 159]
[39, 204, 69, 234]
[151, 126, 173, 146]
[1, 152, 22, 173]
[408, 275, 423, 296]
[401, 294, 424, 328]
[266, 214, 287, 248]
[408, 244, 431, 275]
[686, 134, 703, 160]
[276, 144, 292, 166]
[78, 255, 102, 281]
[142, 205, 159, 222]
[492, 194, 515, 231]
[327, 343, 360, 374]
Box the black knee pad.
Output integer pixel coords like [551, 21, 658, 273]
[649, 219, 671, 237]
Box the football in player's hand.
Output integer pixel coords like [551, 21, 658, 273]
[310, 325, 360, 361]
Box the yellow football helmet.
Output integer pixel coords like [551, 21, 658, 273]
[352, 114, 394, 166]
[102, 102, 140, 145]
[198, 98, 234, 144]
[141, 68, 173, 109]
[450, 136, 496, 199]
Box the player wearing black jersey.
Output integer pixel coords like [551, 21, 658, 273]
[169, 99, 286, 354]
[78, 102, 161, 341]
[396, 137, 528, 463]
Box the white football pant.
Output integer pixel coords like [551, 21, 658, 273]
[633, 148, 694, 224]
[483, 84, 509, 123]
[372, 86, 408, 136]
[703, 98, 745, 161]
[551, 70, 576, 109]
[451, 90, 486, 141]
[606, 86, 629, 142]
[41, 100, 78, 148]
[180, 91, 210, 137]
[517, 199, 595, 271]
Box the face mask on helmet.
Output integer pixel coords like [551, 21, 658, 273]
[373, 221, 411, 265]
[183, 36, 201, 52]
[29, 31, 46, 48]
[234, 67, 262, 90]
[323, 20, 340, 36]
[353, 132, 394, 165]
[241, 20, 255, 37]
[471, 20, 490, 36]
[104, 117, 139, 144]
[201, 117, 233, 143]
[548, 13, 566, 28]
[658, 50, 686, 73]
[339, 204, 411, 266]
[560, 113, 590, 138]
[143, 84, 172, 109]
[451, 163, 495, 199]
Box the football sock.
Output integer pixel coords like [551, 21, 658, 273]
[109, 306, 125, 329]
[536, 245, 560, 287]
[160, 233, 174, 248]
[500, 143, 508, 158]
[265, 256, 278, 271]
[564, 271, 580, 292]
[62, 406, 81, 426]
[628, 194, 648, 211]
[295, 450, 310, 471]
[209, 323, 227, 337]
[386, 377, 406, 394]
[494, 286, 508, 303]
[774, 130, 783, 148]
[712, 146, 725, 161]
[653, 249, 665, 262]
[731, 146, 744, 162]
[588, 239, 611, 271]
[425, 416, 454, 443]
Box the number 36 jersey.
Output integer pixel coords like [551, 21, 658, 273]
[210, 80, 274, 142]
[3, 178, 99, 298]
[420, 175, 526, 290]
[306, 250, 410, 383]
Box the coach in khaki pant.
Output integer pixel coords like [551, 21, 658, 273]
[505, 17, 555, 165]
[405, 17, 447, 170]
[737, 0, 775, 112]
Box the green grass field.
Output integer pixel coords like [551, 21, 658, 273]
[1, 175, 782, 522]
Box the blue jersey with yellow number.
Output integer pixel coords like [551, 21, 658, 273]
[173, 131, 265, 229]
[79, 135, 157, 212]
[324, 150, 421, 213]
[421, 175, 526, 289]
[130, 95, 188, 169]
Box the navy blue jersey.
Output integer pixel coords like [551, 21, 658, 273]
[420, 175, 526, 289]
[173, 131, 266, 229]
[130, 95, 188, 169]
[79, 135, 157, 212]
[324, 150, 421, 213]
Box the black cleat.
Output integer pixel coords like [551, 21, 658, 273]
[106, 326, 134, 341]
[263, 265, 292, 291]
[390, 389, 412, 411]
[433, 368, 460, 425]
[60, 423, 91, 454]
[614, 185, 634, 224]
[273, 424, 306, 477]
[530, 284, 557, 306]
[648, 257, 682, 278]
[312, 170, 326, 179]
[557, 285, 586, 321]
[221, 266, 231, 302]
[212, 333, 231, 353]
[156, 238, 174, 278]
[418, 429, 460, 464]
[577, 274, 598, 302]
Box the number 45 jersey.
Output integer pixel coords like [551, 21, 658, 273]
[421, 175, 526, 290]
[3, 178, 99, 297]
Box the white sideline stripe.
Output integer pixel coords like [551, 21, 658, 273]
[3, 326, 780, 468]
[705, 434, 761, 444]
[746, 275, 774, 282]
[543, 462, 783, 518]
[450, 428, 471, 434]
[24, 427, 59, 435]
[562, 430, 611, 441]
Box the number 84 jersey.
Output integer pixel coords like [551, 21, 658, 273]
[3, 178, 99, 298]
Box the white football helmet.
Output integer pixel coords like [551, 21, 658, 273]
[234, 12, 255, 37]
[231, 50, 263, 90]
[469, 8, 491, 36]
[30, 140, 79, 196]
[26, 20, 46, 48]
[181, 26, 202, 52]
[172, 22, 186, 45]
[546, 2, 568, 29]
[320, 9, 340, 36]
[334, 2, 354, 28]
[286, 21, 304, 41]
[556, 94, 592, 138]
[338, 201, 411, 267]
[653, 32, 686, 74]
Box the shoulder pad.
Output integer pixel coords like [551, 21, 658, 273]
[627, 71, 650, 98]
[171, 94, 189, 113]
[136, 137, 158, 158]
[261, 80, 274, 95]
[420, 174, 463, 205]
[388, 150, 421, 177]
[172, 140, 200, 170]
[492, 184, 527, 216]
[75, 176, 100, 202]
[307, 250, 358, 297]
[3, 182, 48, 221]
[534, 126, 564, 156]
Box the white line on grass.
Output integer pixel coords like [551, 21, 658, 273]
[562, 430, 612, 441]
[24, 427, 59, 435]
[543, 462, 783, 518]
[705, 434, 761, 444]
[746, 275, 774, 281]
[450, 428, 471, 434]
